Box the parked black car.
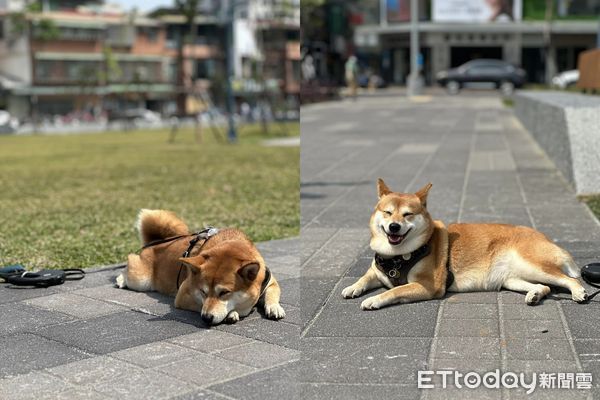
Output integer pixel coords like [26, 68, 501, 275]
[436, 59, 526, 95]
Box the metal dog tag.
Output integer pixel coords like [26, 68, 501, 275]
[388, 269, 398, 278]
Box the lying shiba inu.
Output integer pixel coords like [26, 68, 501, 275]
[342, 179, 588, 310]
[116, 209, 285, 325]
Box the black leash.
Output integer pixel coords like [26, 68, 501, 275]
[581, 263, 600, 301]
[2, 269, 85, 288]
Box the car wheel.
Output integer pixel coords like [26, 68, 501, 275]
[446, 80, 460, 95]
[500, 81, 514, 96]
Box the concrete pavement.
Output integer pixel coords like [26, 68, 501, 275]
[300, 92, 600, 400]
[0, 238, 300, 400]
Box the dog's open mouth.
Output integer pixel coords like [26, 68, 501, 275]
[386, 228, 411, 245]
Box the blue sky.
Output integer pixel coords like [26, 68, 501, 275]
[117, 0, 173, 13]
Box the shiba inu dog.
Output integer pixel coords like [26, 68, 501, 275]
[342, 179, 588, 310]
[116, 209, 285, 325]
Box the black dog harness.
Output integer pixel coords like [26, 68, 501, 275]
[374, 242, 455, 289]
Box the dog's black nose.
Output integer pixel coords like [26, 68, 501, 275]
[201, 314, 214, 324]
[389, 223, 401, 233]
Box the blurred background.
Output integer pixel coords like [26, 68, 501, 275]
[301, 0, 600, 101]
[0, 0, 300, 134]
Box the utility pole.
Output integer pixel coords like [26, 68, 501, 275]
[407, 0, 421, 96]
[225, 0, 237, 143]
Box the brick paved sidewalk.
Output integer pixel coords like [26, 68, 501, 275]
[300, 93, 600, 400]
[0, 238, 299, 400]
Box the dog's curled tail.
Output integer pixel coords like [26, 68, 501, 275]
[136, 209, 190, 245]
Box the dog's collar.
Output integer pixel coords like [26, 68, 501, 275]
[176, 227, 219, 289]
[374, 242, 431, 287]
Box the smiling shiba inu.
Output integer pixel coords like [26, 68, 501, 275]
[116, 209, 285, 325]
[342, 179, 588, 310]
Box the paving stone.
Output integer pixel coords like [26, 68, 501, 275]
[424, 387, 502, 400]
[502, 303, 561, 320]
[505, 338, 575, 361]
[92, 368, 194, 400]
[505, 387, 589, 400]
[445, 292, 499, 304]
[302, 383, 419, 400]
[0, 302, 76, 336]
[437, 318, 499, 337]
[442, 303, 498, 319]
[36, 311, 198, 355]
[300, 337, 430, 384]
[300, 278, 338, 327]
[111, 341, 200, 368]
[47, 355, 141, 385]
[170, 389, 232, 400]
[167, 330, 253, 353]
[434, 337, 500, 360]
[0, 333, 88, 377]
[0, 285, 62, 305]
[217, 318, 299, 349]
[155, 353, 255, 387]
[215, 341, 299, 368]
[0, 371, 74, 400]
[74, 284, 169, 308]
[503, 319, 566, 339]
[209, 361, 299, 400]
[304, 300, 439, 338]
[24, 292, 125, 319]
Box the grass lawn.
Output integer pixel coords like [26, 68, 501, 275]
[0, 122, 299, 269]
[583, 195, 600, 222]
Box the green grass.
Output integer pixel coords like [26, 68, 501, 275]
[0, 123, 299, 269]
[583, 195, 600, 221]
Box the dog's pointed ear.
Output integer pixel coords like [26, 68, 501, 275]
[415, 183, 433, 207]
[238, 262, 260, 282]
[377, 178, 392, 198]
[178, 254, 206, 275]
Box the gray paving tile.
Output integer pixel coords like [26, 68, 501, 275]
[300, 337, 430, 384]
[155, 353, 255, 387]
[24, 292, 125, 319]
[300, 277, 338, 326]
[424, 387, 502, 400]
[170, 389, 232, 400]
[434, 337, 500, 360]
[442, 303, 498, 319]
[0, 333, 88, 377]
[0, 285, 62, 305]
[445, 292, 499, 304]
[0, 371, 74, 400]
[503, 319, 566, 339]
[74, 284, 169, 308]
[215, 340, 299, 368]
[110, 341, 200, 368]
[304, 300, 439, 338]
[502, 303, 561, 320]
[209, 361, 299, 400]
[92, 368, 194, 400]
[505, 338, 575, 361]
[437, 318, 499, 337]
[167, 330, 253, 353]
[217, 318, 299, 349]
[36, 311, 198, 355]
[303, 383, 419, 400]
[0, 302, 76, 336]
[47, 355, 141, 385]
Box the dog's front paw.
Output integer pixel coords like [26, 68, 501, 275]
[572, 288, 588, 303]
[225, 311, 240, 324]
[115, 273, 126, 289]
[361, 295, 383, 310]
[342, 284, 365, 299]
[265, 303, 286, 320]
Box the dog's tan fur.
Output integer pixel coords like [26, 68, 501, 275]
[116, 209, 285, 324]
[342, 179, 587, 310]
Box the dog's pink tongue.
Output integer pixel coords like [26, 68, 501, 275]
[388, 234, 403, 244]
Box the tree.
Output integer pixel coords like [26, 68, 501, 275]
[174, 0, 200, 116]
[8, 1, 59, 42]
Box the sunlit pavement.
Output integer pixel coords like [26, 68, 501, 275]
[300, 91, 600, 399]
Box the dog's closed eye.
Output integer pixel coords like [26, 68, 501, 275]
[403, 212, 414, 217]
[218, 289, 231, 298]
